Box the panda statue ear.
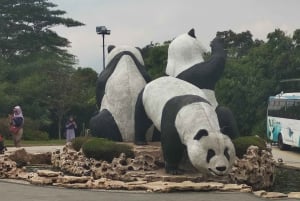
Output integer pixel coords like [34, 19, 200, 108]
[220, 126, 230, 135]
[135, 47, 142, 53]
[194, 129, 208, 140]
[188, 28, 196, 38]
[107, 45, 115, 53]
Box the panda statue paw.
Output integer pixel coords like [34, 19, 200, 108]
[165, 164, 184, 175]
[134, 141, 148, 146]
[166, 168, 184, 175]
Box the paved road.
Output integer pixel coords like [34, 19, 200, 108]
[271, 146, 300, 168]
[6, 146, 64, 154]
[0, 180, 286, 201]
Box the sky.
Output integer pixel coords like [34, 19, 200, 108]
[50, 0, 300, 73]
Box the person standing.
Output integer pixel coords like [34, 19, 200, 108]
[65, 116, 77, 142]
[9, 106, 24, 147]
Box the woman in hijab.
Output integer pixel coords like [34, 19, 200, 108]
[9, 106, 24, 147]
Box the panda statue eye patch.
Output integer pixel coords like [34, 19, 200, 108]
[193, 129, 208, 140]
[206, 149, 215, 163]
[224, 147, 230, 161]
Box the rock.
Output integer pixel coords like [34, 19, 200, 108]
[8, 148, 31, 166]
[253, 190, 266, 197]
[8, 149, 52, 166]
[229, 146, 276, 190]
[261, 192, 288, 198]
[221, 184, 251, 192]
[30, 152, 52, 164]
[288, 192, 300, 199]
[56, 175, 90, 184]
[0, 155, 18, 178]
[141, 181, 224, 193]
[29, 176, 54, 185]
[36, 170, 62, 177]
[53, 182, 88, 189]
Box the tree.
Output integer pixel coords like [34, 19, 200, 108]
[0, 0, 88, 139]
[0, 0, 84, 61]
[217, 30, 254, 58]
[216, 29, 300, 137]
[142, 41, 170, 79]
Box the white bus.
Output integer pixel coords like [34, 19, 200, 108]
[267, 92, 300, 150]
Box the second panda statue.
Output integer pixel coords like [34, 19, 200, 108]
[165, 29, 239, 139]
[135, 76, 236, 175]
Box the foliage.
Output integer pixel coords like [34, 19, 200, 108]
[0, 0, 84, 61]
[0, 117, 11, 138]
[82, 138, 134, 162]
[0, 0, 98, 140]
[71, 136, 91, 152]
[233, 136, 267, 158]
[142, 41, 170, 79]
[23, 130, 49, 141]
[21, 117, 43, 139]
[216, 29, 300, 137]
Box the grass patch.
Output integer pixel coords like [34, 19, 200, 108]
[233, 136, 267, 158]
[4, 139, 66, 147]
[82, 138, 134, 162]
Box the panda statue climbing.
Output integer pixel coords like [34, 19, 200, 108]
[89, 45, 151, 142]
[135, 76, 236, 175]
[165, 29, 239, 139]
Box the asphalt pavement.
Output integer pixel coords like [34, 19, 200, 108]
[0, 180, 280, 201]
[271, 146, 300, 168]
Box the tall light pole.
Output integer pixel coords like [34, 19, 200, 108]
[96, 26, 111, 70]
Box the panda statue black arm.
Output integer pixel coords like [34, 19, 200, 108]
[176, 36, 226, 90]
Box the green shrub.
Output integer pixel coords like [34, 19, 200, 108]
[233, 136, 267, 158]
[0, 117, 12, 138]
[71, 136, 91, 151]
[23, 130, 49, 141]
[82, 138, 134, 162]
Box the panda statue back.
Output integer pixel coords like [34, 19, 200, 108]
[90, 45, 151, 142]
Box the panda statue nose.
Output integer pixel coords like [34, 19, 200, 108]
[216, 166, 226, 172]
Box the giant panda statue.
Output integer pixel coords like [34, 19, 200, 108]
[89, 45, 151, 141]
[165, 29, 239, 139]
[135, 76, 236, 175]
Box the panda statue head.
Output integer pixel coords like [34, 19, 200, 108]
[165, 28, 206, 77]
[187, 129, 235, 176]
[105, 45, 144, 67]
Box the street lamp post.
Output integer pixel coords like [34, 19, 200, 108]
[96, 26, 111, 70]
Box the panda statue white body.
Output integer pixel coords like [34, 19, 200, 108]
[135, 76, 236, 175]
[90, 45, 151, 142]
[165, 29, 239, 139]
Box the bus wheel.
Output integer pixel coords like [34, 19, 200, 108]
[278, 134, 290, 150]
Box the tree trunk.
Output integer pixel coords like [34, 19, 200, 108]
[58, 115, 62, 140]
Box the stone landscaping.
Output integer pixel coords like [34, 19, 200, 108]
[0, 143, 300, 199]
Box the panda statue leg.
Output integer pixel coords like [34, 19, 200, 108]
[161, 131, 185, 174]
[89, 109, 123, 141]
[134, 89, 153, 145]
[216, 106, 239, 139]
[152, 127, 161, 141]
